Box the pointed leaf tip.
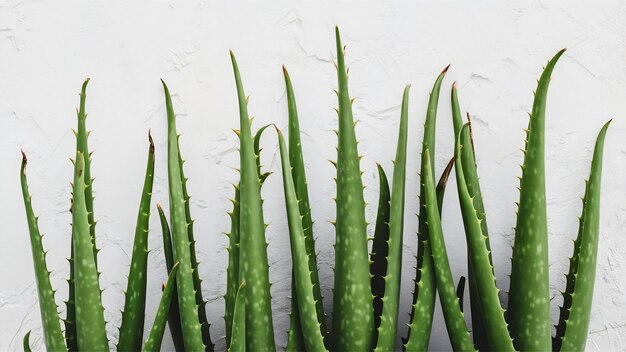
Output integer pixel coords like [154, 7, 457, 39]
[442, 64, 451, 74]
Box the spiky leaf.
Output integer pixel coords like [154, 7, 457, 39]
[507, 49, 565, 351]
[20, 153, 66, 352]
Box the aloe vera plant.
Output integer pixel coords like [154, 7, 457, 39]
[21, 81, 181, 352]
[429, 49, 610, 352]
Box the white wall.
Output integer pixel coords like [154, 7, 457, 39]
[1, 1, 625, 350]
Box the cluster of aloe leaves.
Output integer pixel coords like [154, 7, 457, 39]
[22, 27, 609, 352]
[21, 80, 182, 352]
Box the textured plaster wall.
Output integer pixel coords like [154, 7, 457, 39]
[1, 1, 625, 351]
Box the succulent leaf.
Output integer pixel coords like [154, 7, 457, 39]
[157, 204, 184, 352]
[283, 66, 327, 348]
[72, 151, 109, 351]
[423, 150, 475, 352]
[507, 49, 565, 351]
[117, 133, 155, 351]
[20, 153, 67, 352]
[23, 331, 32, 352]
[143, 263, 180, 352]
[455, 125, 515, 351]
[230, 52, 276, 351]
[177, 137, 214, 351]
[375, 85, 410, 352]
[557, 121, 610, 351]
[229, 281, 246, 352]
[162, 80, 205, 352]
[451, 84, 492, 350]
[404, 68, 447, 352]
[277, 128, 328, 351]
[331, 27, 374, 351]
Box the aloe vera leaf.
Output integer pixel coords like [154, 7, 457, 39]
[162, 80, 205, 351]
[374, 85, 410, 352]
[72, 151, 109, 351]
[331, 27, 374, 351]
[451, 83, 491, 350]
[456, 276, 466, 312]
[277, 128, 328, 351]
[157, 204, 185, 352]
[66, 79, 97, 351]
[20, 153, 66, 352]
[283, 66, 327, 345]
[224, 183, 240, 349]
[455, 125, 515, 351]
[117, 133, 155, 351]
[23, 331, 32, 352]
[230, 52, 276, 351]
[423, 150, 475, 352]
[404, 67, 447, 352]
[75, 78, 98, 264]
[177, 140, 214, 351]
[229, 281, 246, 352]
[370, 163, 390, 346]
[143, 263, 180, 352]
[556, 121, 610, 351]
[507, 49, 565, 351]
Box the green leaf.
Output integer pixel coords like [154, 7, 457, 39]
[157, 204, 184, 352]
[331, 27, 374, 351]
[117, 133, 156, 351]
[557, 120, 610, 351]
[455, 125, 514, 351]
[162, 80, 205, 352]
[72, 151, 109, 351]
[451, 83, 491, 350]
[375, 85, 410, 352]
[277, 128, 328, 351]
[230, 52, 275, 351]
[283, 66, 327, 348]
[177, 137, 214, 351]
[423, 150, 475, 352]
[143, 263, 180, 352]
[20, 153, 66, 352]
[229, 281, 246, 352]
[404, 67, 447, 352]
[23, 331, 32, 352]
[507, 49, 565, 351]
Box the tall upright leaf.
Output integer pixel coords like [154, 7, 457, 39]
[454, 125, 515, 351]
[556, 121, 610, 351]
[277, 128, 327, 352]
[422, 151, 475, 352]
[404, 67, 448, 351]
[177, 141, 213, 351]
[283, 66, 327, 348]
[375, 85, 410, 352]
[72, 151, 108, 351]
[331, 27, 374, 351]
[20, 153, 66, 352]
[117, 133, 155, 351]
[230, 52, 275, 351]
[507, 49, 565, 351]
[162, 80, 205, 351]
